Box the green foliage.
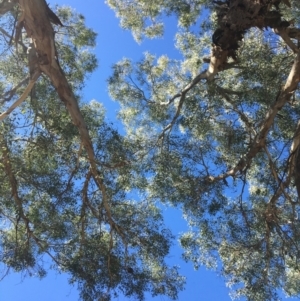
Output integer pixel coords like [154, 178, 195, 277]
[106, 0, 210, 41]
[107, 1, 300, 300]
[3, 1, 300, 301]
[0, 3, 184, 301]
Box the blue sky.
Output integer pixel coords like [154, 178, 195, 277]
[0, 1, 255, 300]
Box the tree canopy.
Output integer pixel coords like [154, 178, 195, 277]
[1, 0, 300, 300]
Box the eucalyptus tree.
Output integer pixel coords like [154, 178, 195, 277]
[107, 0, 300, 300]
[0, 1, 184, 301]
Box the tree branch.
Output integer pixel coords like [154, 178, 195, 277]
[17, 0, 127, 243]
[0, 71, 40, 121]
[159, 92, 185, 139]
[206, 51, 300, 183]
[264, 146, 293, 204]
[274, 27, 298, 53]
[0, 76, 29, 104]
[288, 120, 300, 199]
[0, 0, 16, 16]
